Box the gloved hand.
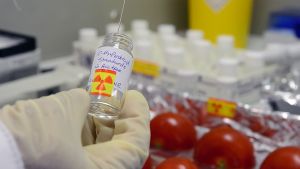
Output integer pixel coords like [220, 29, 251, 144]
[0, 89, 150, 169]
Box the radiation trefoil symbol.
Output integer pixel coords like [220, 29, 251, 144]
[205, 0, 230, 12]
[90, 69, 116, 97]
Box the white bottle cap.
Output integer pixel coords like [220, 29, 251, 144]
[244, 50, 265, 69]
[131, 19, 149, 31]
[217, 57, 240, 77]
[106, 23, 124, 34]
[217, 35, 235, 57]
[187, 29, 204, 41]
[158, 24, 176, 36]
[79, 28, 98, 42]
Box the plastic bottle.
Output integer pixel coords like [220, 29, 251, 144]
[134, 39, 154, 61]
[216, 57, 240, 78]
[191, 39, 212, 72]
[217, 35, 235, 58]
[158, 24, 176, 38]
[186, 29, 204, 46]
[164, 46, 185, 70]
[215, 58, 240, 102]
[161, 34, 180, 49]
[244, 50, 265, 71]
[73, 28, 100, 68]
[87, 33, 133, 119]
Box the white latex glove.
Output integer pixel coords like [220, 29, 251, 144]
[0, 89, 150, 169]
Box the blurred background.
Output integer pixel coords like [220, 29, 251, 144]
[0, 0, 300, 59]
[3, 1, 300, 168]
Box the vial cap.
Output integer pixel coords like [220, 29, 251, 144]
[187, 29, 204, 41]
[158, 24, 176, 36]
[79, 28, 98, 42]
[106, 23, 124, 34]
[131, 19, 149, 31]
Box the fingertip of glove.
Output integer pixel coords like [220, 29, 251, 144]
[121, 90, 150, 120]
[126, 90, 148, 106]
[69, 88, 89, 97]
[68, 88, 90, 103]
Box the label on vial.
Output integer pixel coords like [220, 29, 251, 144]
[88, 46, 133, 96]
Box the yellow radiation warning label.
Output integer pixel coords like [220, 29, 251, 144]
[90, 69, 116, 97]
[207, 97, 237, 118]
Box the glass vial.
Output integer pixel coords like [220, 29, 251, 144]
[87, 33, 134, 119]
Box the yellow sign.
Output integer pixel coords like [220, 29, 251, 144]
[207, 98, 237, 118]
[90, 69, 116, 97]
[189, 0, 253, 48]
[133, 59, 160, 78]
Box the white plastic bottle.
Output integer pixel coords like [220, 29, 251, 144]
[87, 33, 134, 119]
[216, 57, 240, 78]
[134, 39, 154, 61]
[164, 46, 186, 70]
[190, 39, 212, 72]
[73, 28, 100, 68]
[214, 57, 240, 101]
[243, 50, 265, 74]
[186, 29, 204, 49]
[158, 24, 176, 38]
[217, 35, 235, 58]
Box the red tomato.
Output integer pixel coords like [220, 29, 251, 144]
[156, 157, 200, 169]
[194, 125, 255, 169]
[150, 113, 197, 151]
[142, 155, 153, 169]
[260, 146, 300, 169]
[176, 100, 206, 125]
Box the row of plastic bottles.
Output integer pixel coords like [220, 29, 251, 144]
[73, 20, 300, 86]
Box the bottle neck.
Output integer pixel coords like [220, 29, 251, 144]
[102, 33, 133, 56]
